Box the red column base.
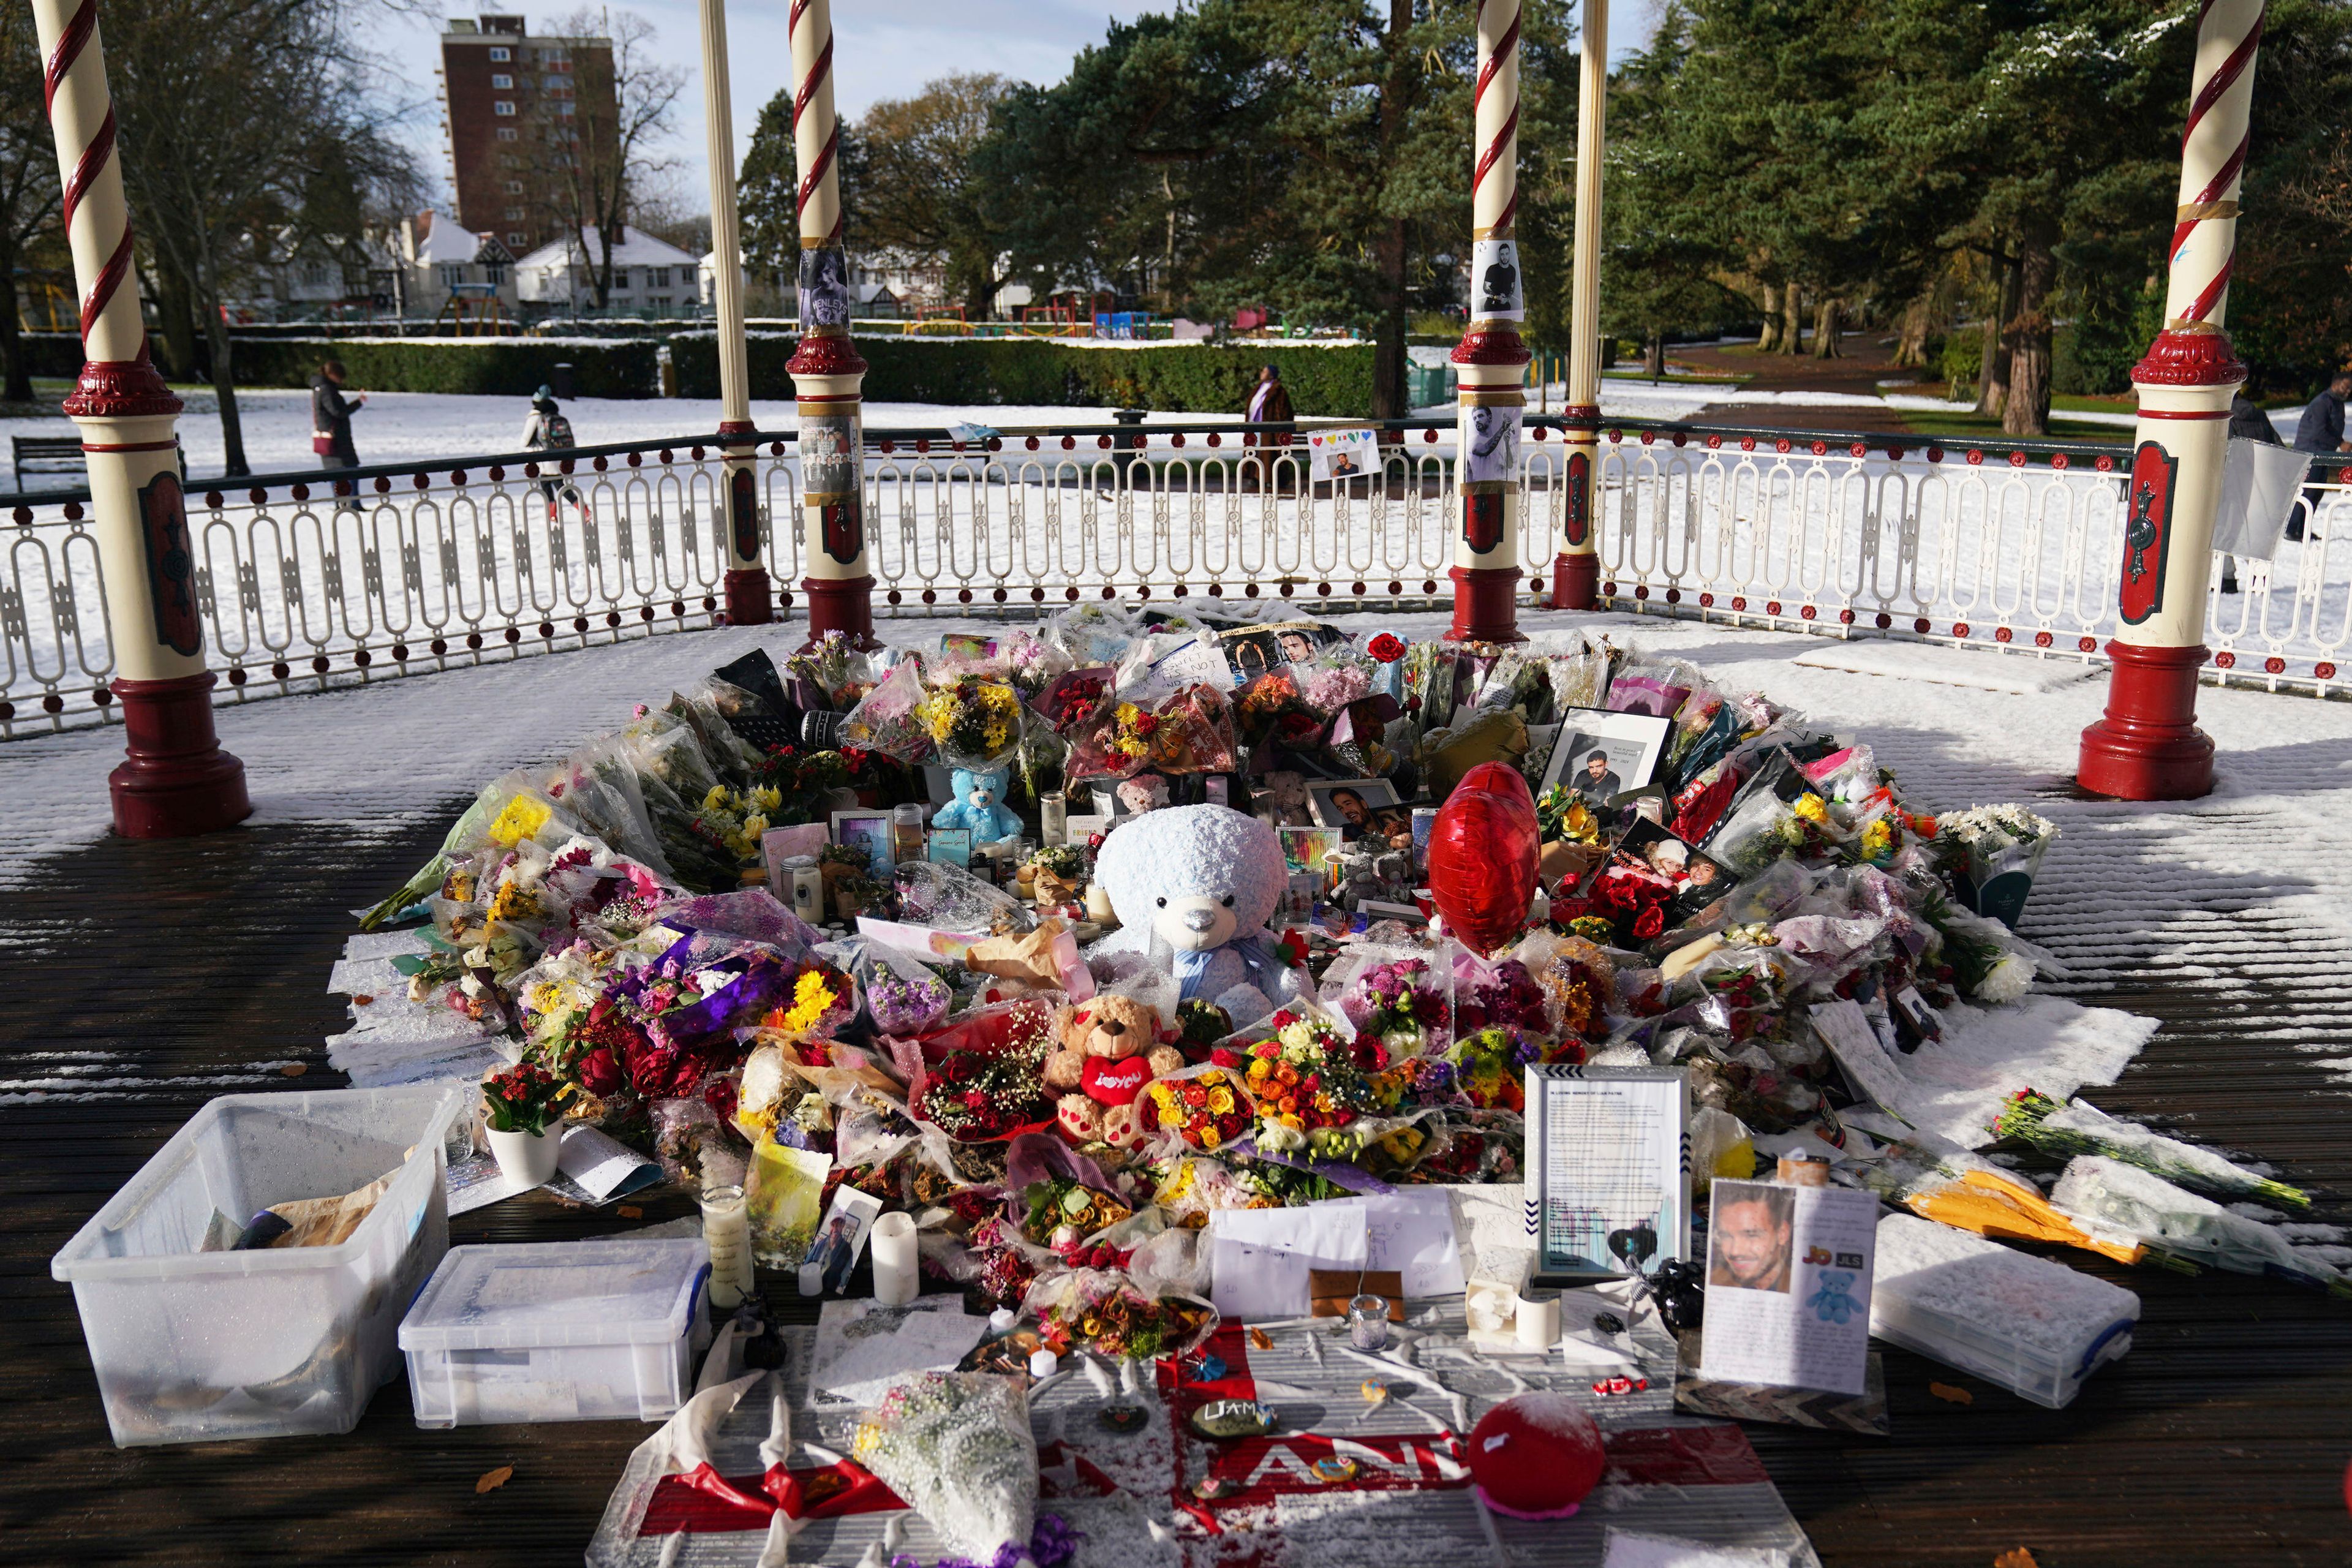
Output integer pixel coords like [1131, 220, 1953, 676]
[1448, 565, 1525, 644]
[802, 574, 878, 650]
[1550, 552, 1599, 612]
[722, 568, 775, 626]
[108, 674, 252, 839]
[2076, 641, 2214, 801]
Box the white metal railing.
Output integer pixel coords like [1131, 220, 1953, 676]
[4, 418, 2346, 737]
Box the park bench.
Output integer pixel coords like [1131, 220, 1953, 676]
[12, 434, 82, 492]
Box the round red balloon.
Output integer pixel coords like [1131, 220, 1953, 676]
[1426, 761, 1539, 954]
[1467, 1393, 1607, 1519]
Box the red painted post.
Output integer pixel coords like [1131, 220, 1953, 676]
[785, 0, 876, 648]
[34, 0, 248, 837]
[697, 0, 772, 627]
[1449, 0, 1529, 644]
[2077, 0, 2266, 800]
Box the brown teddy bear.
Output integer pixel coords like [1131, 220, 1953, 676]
[1044, 992, 1183, 1147]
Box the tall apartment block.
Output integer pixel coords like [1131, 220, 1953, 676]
[439, 15, 618, 255]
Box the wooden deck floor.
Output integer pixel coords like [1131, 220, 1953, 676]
[4, 809, 2348, 1567]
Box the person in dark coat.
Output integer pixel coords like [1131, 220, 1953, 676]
[2289, 371, 2351, 542]
[2218, 392, 2281, 594]
[311, 360, 366, 513]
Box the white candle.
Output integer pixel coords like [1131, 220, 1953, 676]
[700, 1184, 754, 1311]
[1514, 1292, 1560, 1351]
[870, 1211, 919, 1306]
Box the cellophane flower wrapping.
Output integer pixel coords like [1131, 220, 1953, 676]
[1020, 1267, 1219, 1361]
[915, 676, 1027, 771]
[851, 1372, 1040, 1564]
[840, 655, 935, 763]
[854, 942, 953, 1036]
[1147, 683, 1238, 774]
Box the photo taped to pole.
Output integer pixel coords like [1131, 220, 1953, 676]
[1525, 1064, 1690, 1284]
[138, 469, 203, 657]
[1471, 238, 1525, 322]
[797, 246, 850, 333]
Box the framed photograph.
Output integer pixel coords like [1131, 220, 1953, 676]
[1524, 1064, 1690, 1285]
[1542, 707, 1673, 807]
[1305, 778, 1412, 850]
[830, 810, 893, 876]
[1217, 619, 1346, 681]
[1612, 818, 1738, 924]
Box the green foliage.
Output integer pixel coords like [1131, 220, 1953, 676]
[737, 91, 797, 296]
[218, 337, 660, 398]
[666, 334, 1373, 415]
[1939, 330, 1982, 395]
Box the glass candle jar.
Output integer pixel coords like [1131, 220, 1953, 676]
[1348, 1293, 1390, 1351]
[699, 1183, 754, 1311]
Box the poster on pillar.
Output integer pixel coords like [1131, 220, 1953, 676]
[2119, 440, 2179, 627]
[801, 414, 861, 501]
[138, 469, 203, 658]
[1462, 402, 1523, 488]
[1565, 451, 1593, 548]
[798, 247, 850, 332]
[1471, 239, 1524, 322]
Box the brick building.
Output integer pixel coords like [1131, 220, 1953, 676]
[437, 15, 618, 258]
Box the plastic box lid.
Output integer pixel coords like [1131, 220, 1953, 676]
[400, 1239, 709, 1354]
[1869, 1213, 2139, 1388]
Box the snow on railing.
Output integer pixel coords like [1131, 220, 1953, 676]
[2, 417, 2345, 738]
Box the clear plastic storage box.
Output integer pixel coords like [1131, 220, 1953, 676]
[50, 1084, 466, 1446]
[399, 1238, 711, 1426]
[1869, 1212, 2140, 1409]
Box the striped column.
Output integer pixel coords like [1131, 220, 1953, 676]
[2077, 0, 2265, 801]
[785, 0, 874, 647]
[1448, 0, 1532, 644]
[33, 0, 247, 836]
[699, 0, 771, 625]
[1551, 0, 1606, 611]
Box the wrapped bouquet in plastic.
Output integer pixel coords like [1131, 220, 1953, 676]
[851, 1372, 1041, 1564]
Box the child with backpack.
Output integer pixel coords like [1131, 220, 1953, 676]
[523, 386, 579, 522]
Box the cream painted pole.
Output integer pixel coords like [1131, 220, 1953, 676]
[31, 0, 247, 835]
[1551, 0, 1605, 611]
[785, 0, 873, 647]
[2077, 0, 2266, 800]
[1449, 0, 1532, 644]
[698, 0, 771, 625]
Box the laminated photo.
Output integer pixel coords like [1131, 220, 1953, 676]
[1461, 401, 1523, 487]
[1306, 426, 1379, 482]
[1471, 238, 1525, 321]
[1699, 1178, 1877, 1396]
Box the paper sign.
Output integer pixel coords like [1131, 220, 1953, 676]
[809, 1297, 986, 1406]
[1209, 1204, 1369, 1322]
[1698, 1178, 1879, 1396]
[1526, 1065, 1691, 1284]
[1307, 427, 1379, 483]
[1471, 238, 1524, 320]
[1327, 1189, 1465, 1297]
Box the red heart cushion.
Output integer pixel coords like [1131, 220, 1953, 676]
[1082, 1054, 1153, 1106]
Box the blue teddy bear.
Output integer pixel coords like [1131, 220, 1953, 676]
[930, 765, 1023, 845]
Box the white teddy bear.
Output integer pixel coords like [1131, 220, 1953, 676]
[1089, 804, 1312, 1027]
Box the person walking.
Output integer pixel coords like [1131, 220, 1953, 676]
[521, 385, 578, 522]
[2289, 370, 2351, 543]
[1246, 363, 1294, 429]
[2217, 391, 2282, 594]
[311, 360, 366, 513]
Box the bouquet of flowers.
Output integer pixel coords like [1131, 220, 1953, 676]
[1420, 1024, 1552, 1110]
[1174, 998, 1235, 1055]
[1534, 785, 1604, 845]
[839, 656, 933, 763]
[690, 783, 777, 869]
[1023, 1268, 1218, 1361]
[1020, 1175, 1135, 1248]
[1335, 957, 1450, 1055]
[851, 1373, 1041, 1566]
[916, 1047, 1054, 1142]
[1935, 803, 2058, 929]
[1145, 1060, 1253, 1151]
[758, 959, 858, 1042]
[1450, 955, 1553, 1036]
[1069, 698, 1161, 778]
[1030, 665, 1116, 733]
[914, 676, 1025, 769]
[481, 1060, 568, 1135]
[1243, 1009, 1404, 1155]
[861, 957, 950, 1036]
[1144, 683, 1238, 774]
[1234, 669, 1314, 748]
[1297, 649, 1374, 717]
[1994, 1090, 2310, 1209]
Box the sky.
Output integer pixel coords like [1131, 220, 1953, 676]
[364, 2, 1660, 219]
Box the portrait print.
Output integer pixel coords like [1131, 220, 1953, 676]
[1708, 1180, 1795, 1295]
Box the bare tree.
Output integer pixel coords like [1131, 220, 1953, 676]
[845, 74, 1019, 320]
[532, 9, 683, 312]
[108, 0, 419, 475]
[0, 7, 58, 403]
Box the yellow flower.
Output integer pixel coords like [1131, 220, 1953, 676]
[1199, 1126, 1223, 1150]
[703, 785, 730, 812]
[743, 814, 770, 838]
[1247, 1058, 1272, 1081]
[1792, 793, 1829, 824]
[1207, 1087, 1235, 1115]
[751, 786, 783, 813]
[779, 970, 837, 1036]
[488, 793, 553, 848]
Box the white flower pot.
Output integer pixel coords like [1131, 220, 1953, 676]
[485, 1123, 562, 1186]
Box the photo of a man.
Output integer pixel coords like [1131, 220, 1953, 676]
[1572, 747, 1621, 805]
[1278, 629, 1317, 666]
[1708, 1183, 1794, 1294]
[1316, 783, 1412, 848]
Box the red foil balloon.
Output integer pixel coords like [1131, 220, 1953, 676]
[1425, 761, 1539, 954]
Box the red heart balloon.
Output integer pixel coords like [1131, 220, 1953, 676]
[1426, 761, 1539, 954]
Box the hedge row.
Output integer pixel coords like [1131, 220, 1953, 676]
[221, 336, 659, 398]
[668, 334, 1376, 417]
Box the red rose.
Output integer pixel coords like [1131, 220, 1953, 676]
[576, 1047, 623, 1096]
[702, 1075, 739, 1122]
[1368, 633, 1406, 662]
[1632, 904, 1666, 940]
[1210, 1047, 1241, 1068]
